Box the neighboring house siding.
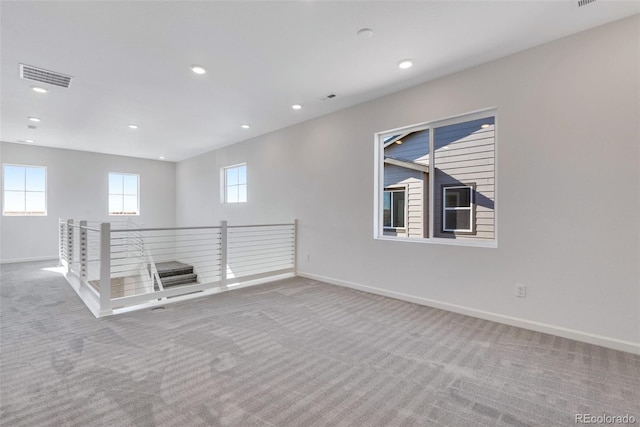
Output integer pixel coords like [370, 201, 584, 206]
[384, 131, 430, 166]
[384, 130, 429, 238]
[383, 167, 424, 238]
[433, 118, 495, 239]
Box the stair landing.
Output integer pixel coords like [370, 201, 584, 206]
[154, 261, 198, 288]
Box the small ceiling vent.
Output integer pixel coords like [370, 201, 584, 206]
[20, 64, 72, 88]
[577, 0, 596, 7]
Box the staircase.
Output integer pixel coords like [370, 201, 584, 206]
[154, 261, 198, 289]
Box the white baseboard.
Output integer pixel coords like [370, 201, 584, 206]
[0, 256, 58, 265]
[297, 271, 640, 355]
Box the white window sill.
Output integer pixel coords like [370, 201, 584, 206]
[374, 235, 497, 248]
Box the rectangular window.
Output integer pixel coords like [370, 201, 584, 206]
[383, 189, 405, 228]
[109, 173, 139, 215]
[2, 164, 47, 216]
[224, 164, 247, 203]
[443, 185, 474, 232]
[375, 109, 496, 247]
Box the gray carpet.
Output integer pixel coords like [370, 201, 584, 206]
[1, 261, 639, 426]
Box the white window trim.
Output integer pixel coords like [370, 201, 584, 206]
[108, 172, 140, 216]
[383, 187, 407, 230]
[221, 163, 247, 204]
[2, 163, 48, 216]
[373, 107, 497, 248]
[442, 185, 474, 233]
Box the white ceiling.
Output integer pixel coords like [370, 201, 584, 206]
[1, 1, 638, 162]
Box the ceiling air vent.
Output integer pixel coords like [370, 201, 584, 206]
[20, 64, 73, 88]
[577, 0, 596, 7]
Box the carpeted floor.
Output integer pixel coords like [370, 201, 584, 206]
[1, 260, 639, 426]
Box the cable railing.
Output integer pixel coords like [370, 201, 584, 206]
[58, 219, 297, 317]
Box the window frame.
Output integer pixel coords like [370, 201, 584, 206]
[108, 172, 140, 216]
[383, 187, 407, 230]
[2, 163, 48, 216]
[374, 108, 497, 248]
[222, 163, 247, 204]
[442, 184, 475, 234]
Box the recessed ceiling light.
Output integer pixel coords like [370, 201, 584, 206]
[241, 124, 250, 129]
[128, 124, 138, 129]
[397, 59, 413, 69]
[159, 156, 166, 160]
[190, 65, 206, 74]
[481, 124, 490, 129]
[19, 139, 35, 143]
[396, 140, 403, 145]
[292, 104, 302, 110]
[357, 28, 374, 38]
[31, 86, 48, 93]
[28, 117, 41, 122]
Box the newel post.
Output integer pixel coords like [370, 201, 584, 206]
[66, 219, 74, 273]
[293, 219, 298, 275]
[220, 220, 228, 290]
[99, 222, 112, 316]
[79, 220, 88, 282]
[58, 219, 65, 267]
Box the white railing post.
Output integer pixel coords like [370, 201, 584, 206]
[80, 220, 88, 282]
[221, 220, 228, 290]
[58, 219, 65, 267]
[66, 219, 74, 273]
[99, 222, 112, 316]
[293, 219, 298, 275]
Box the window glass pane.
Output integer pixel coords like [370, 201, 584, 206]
[109, 195, 123, 213]
[445, 210, 471, 231]
[4, 166, 25, 191]
[4, 191, 25, 213]
[445, 191, 459, 208]
[226, 168, 239, 186]
[383, 192, 391, 227]
[25, 167, 45, 192]
[123, 175, 138, 195]
[393, 192, 405, 228]
[227, 186, 239, 203]
[445, 188, 471, 208]
[109, 174, 123, 194]
[381, 129, 428, 236]
[238, 184, 247, 203]
[123, 195, 138, 214]
[458, 188, 471, 207]
[25, 192, 45, 213]
[238, 165, 247, 185]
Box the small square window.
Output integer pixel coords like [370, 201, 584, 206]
[2, 164, 47, 216]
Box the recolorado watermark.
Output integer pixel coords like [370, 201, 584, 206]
[576, 414, 637, 424]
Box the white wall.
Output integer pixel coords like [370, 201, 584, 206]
[176, 17, 640, 351]
[0, 143, 176, 262]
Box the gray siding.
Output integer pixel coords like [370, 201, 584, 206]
[385, 130, 429, 165]
[433, 118, 495, 240]
[383, 130, 429, 238]
[383, 120, 495, 241]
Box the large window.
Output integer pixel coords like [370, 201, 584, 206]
[2, 164, 47, 216]
[375, 110, 496, 246]
[223, 163, 247, 203]
[109, 173, 139, 215]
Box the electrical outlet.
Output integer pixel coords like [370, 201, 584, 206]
[515, 284, 527, 298]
